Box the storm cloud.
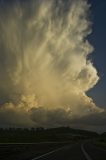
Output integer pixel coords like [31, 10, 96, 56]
[0, 0, 105, 131]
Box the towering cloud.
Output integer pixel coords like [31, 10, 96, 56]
[0, 0, 105, 130]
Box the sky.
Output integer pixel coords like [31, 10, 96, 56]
[0, 0, 106, 132]
[87, 0, 106, 109]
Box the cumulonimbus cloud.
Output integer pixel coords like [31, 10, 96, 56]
[0, 0, 105, 131]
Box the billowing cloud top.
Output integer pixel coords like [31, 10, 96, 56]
[0, 0, 105, 131]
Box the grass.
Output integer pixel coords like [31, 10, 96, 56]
[93, 137, 106, 149]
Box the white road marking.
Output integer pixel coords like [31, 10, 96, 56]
[31, 145, 69, 160]
[81, 143, 93, 160]
[0, 142, 68, 145]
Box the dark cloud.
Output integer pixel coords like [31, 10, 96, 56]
[0, 103, 34, 128]
[30, 107, 72, 127]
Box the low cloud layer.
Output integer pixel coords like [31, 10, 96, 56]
[0, 0, 105, 131]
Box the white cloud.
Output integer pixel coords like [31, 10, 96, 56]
[0, 0, 105, 130]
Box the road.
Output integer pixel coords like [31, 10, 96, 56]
[31, 142, 106, 160]
[0, 142, 106, 160]
[31, 143, 86, 160]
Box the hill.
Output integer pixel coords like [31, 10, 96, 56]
[0, 127, 98, 143]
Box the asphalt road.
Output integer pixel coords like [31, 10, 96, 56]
[84, 142, 106, 160]
[32, 143, 86, 160]
[0, 142, 106, 160]
[31, 142, 106, 160]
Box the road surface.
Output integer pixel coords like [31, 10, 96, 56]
[0, 142, 106, 160]
[31, 142, 106, 160]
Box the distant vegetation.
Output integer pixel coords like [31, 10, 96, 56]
[94, 132, 106, 149]
[0, 127, 99, 143]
